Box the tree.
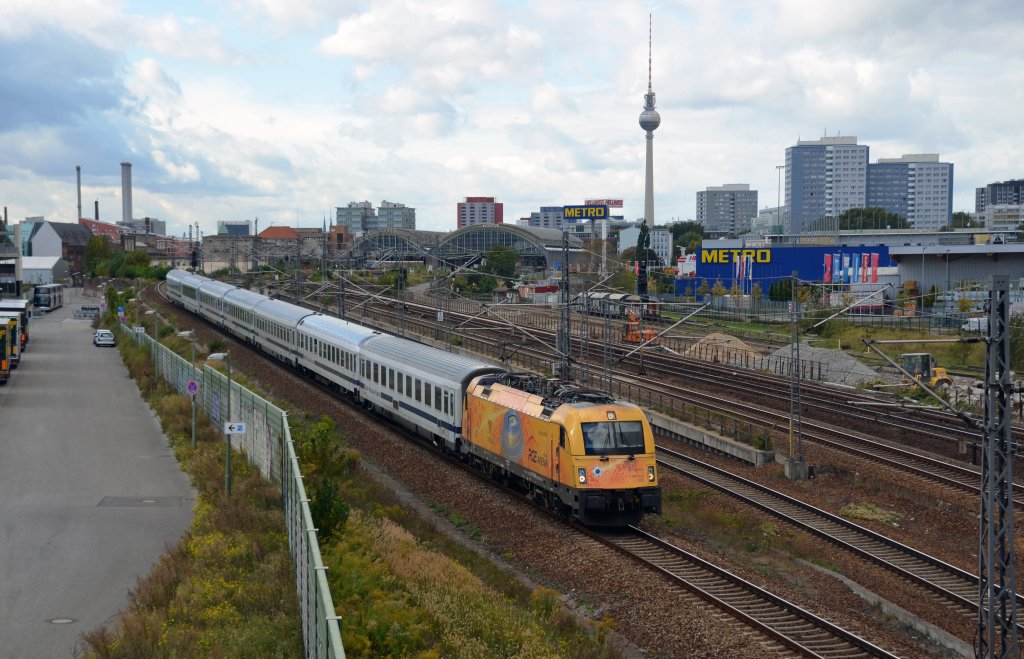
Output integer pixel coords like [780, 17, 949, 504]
[85, 236, 113, 277]
[950, 211, 979, 229]
[635, 224, 652, 295]
[482, 244, 518, 279]
[696, 279, 710, 300]
[809, 208, 910, 232]
[669, 221, 704, 261]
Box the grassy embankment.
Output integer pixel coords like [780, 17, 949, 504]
[81, 299, 621, 658]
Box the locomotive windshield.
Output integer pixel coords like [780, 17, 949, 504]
[581, 421, 646, 456]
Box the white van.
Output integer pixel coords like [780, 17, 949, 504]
[962, 317, 988, 333]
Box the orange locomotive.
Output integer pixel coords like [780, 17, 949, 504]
[462, 372, 661, 526]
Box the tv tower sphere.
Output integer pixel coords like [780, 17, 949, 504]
[639, 106, 661, 132]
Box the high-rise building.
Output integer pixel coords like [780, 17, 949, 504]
[976, 179, 1024, 213]
[525, 206, 568, 230]
[696, 184, 758, 237]
[867, 154, 952, 230]
[336, 201, 376, 236]
[785, 136, 868, 233]
[457, 197, 503, 229]
[375, 201, 416, 231]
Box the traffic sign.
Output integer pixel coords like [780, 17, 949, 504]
[187, 379, 199, 396]
[117, 306, 124, 314]
[224, 422, 246, 435]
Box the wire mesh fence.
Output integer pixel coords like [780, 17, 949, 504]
[124, 326, 345, 659]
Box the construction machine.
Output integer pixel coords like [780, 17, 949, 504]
[901, 352, 953, 389]
[624, 310, 659, 345]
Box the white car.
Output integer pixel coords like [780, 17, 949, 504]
[94, 329, 116, 347]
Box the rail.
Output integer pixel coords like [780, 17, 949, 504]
[122, 324, 345, 659]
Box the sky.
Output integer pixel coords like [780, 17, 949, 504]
[1, 0, 1022, 239]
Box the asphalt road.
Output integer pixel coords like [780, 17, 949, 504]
[0, 296, 195, 657]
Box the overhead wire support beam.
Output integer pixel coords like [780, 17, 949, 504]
[977, 274, 1019, 658]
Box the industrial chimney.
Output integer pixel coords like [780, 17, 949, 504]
[121, 162, 133, 224]
[76, 166, 82, 221]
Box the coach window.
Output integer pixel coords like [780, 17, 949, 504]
[397, 372, 404, 395]
[424, 383, 431, 407]
[434, 385, 442, 412]
[406, 375, 412, 396]
[415, 379, 421, 402]
[388, 368, 395, 390]
[373, 363, 379, 383]
[443, 391, 449, 415]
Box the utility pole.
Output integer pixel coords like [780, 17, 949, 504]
[558, 217, 572, 380]
[977, 274, 1019, 658]
[786, 272, 807, 480]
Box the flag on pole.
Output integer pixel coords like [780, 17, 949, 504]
[824, 254, 832, 283]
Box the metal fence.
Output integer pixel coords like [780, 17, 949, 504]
[123, 326, 345, 658]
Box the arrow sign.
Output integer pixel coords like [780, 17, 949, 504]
[223, 422, 246, 435]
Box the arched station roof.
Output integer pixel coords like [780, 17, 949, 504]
[434, 224, 584, 268]
[348, 228, 443, 263]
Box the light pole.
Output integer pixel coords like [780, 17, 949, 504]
[208, 351, 233, 495]
[945, 250, 951, 312]
[178, 331, 197, 448]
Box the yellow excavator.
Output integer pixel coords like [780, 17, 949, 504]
[901, 353, 953, 389]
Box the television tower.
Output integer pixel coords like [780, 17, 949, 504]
[639, 15, 661, 228]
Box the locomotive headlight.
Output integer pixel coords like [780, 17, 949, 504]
[648, 466, 656, 482]
[578, 468, 587, 484]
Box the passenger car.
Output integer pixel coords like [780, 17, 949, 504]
[94, 329, 116, 347]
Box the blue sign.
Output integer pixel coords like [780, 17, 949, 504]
[117, 306, 124, 314]
[187, 379, 199, 396]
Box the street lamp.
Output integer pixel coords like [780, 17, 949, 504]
[208, 351, 232, 495]
[178, 331, 197, 448]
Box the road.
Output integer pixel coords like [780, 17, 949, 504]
[0, 299, 195, 657]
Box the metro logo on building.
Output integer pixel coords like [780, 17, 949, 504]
[701, 249, 772, 264]
[563, 205, 608, 222]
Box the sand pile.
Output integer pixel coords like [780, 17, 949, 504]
[683, 332, 762, 364]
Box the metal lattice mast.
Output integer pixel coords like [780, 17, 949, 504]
[788, 272, 804, 464]
[558, 225, 571, 380]
[977, 274, 1019, 658]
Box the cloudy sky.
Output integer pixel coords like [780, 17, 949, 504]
[1, 0, 1021, 239]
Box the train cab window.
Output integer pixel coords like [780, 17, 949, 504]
[434, 386, 442, 412]
[415, 380, 421, 402]
[581, 421, 646, 456]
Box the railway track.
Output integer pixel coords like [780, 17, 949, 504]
[591, 526, 899, 658]
[655, 446, 1024, 632]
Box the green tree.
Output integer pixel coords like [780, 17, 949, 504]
[85, 236, 113, 276]
[711, 278, 727, 298]
[696, 279, 710, 300]
[669, 220, 704, 260]
[809, 208, 910, 232]
[750, 282, 763, 303]
[482, 244, 518, 279]
[950, 211, 979, 229]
